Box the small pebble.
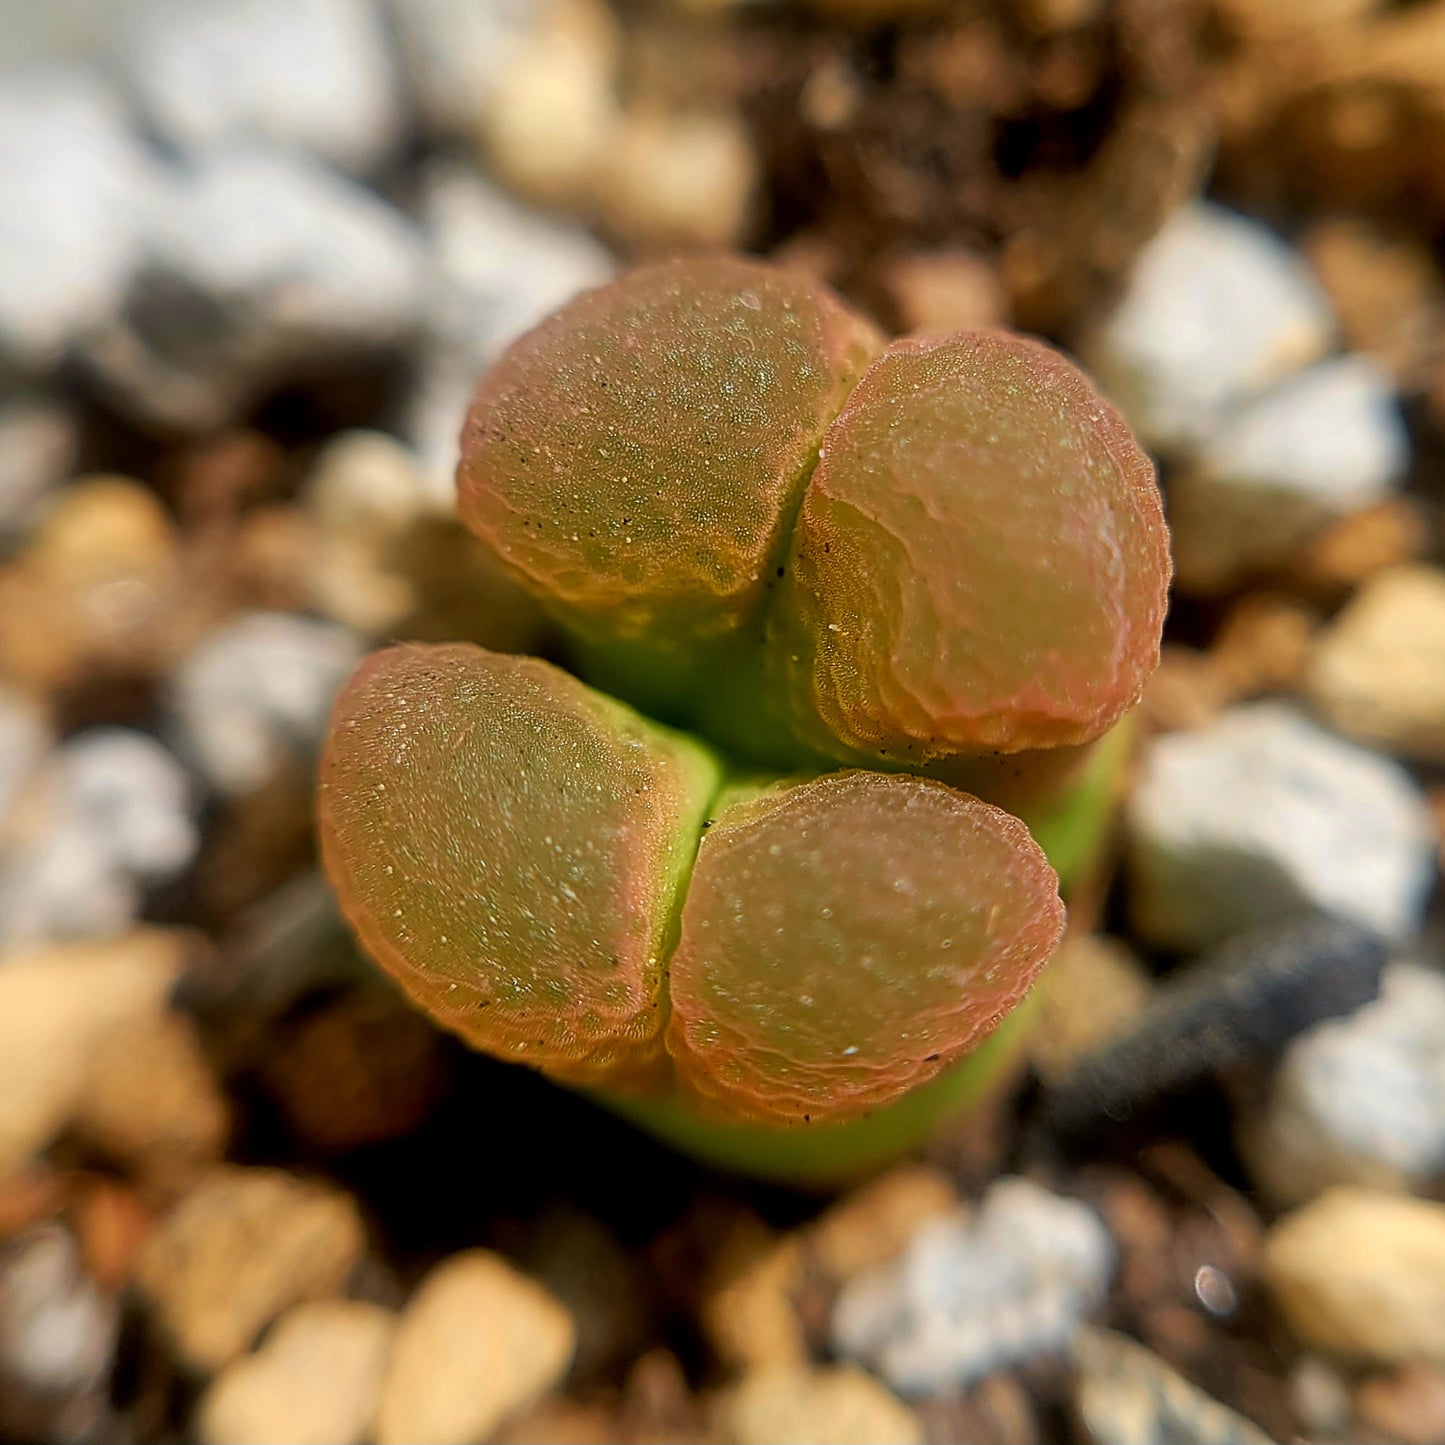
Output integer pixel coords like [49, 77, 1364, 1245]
[135, 1167, 365, 1373]
[118, 0, 401, 174]
[71, 1009, 230, 1190]
[389, 0, 545, 136]
[599, 105, 758, 249]
[480, 0, 620, 210]
[1264, 1186, 1445, 1364]
[1354, 1362, 1445, 1445]
[1038, 918, 1388, 1148]
[0, 66, 159, 369]
[0, 393, 78, 538]
[0, 1224, 117, 1396]
[807, 1164, 959, 1286]
[832, 1177, 1114, 1395]
[197, 1299, 395, 1445]
[1242, 961, 1445, 1206]
[419, 157, 614, 367]
[85, 147, 425, 431]
[1171, 357, 1407, 593]
[1126, 702, 1436, 951]
[1085, 201, 1334, 451]
[1031, 934, 1155, 1083]
[1308, 565, 1445, 762]
[1072, 1327, 1276, 1445]
[722, 1365, 925, 1445]
[375, 1250, 576, 1445]
[701, 1221, 807, 1373]
[0, 929, 186, 1175]
[169, 611, 362, 795]
[0, 728, 199, 945]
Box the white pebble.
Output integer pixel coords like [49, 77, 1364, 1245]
[1172, 356, 1408, 591]
[832, 1177, 1114, 1395]
[84, 147, 426, 430]
[0, 66, 161, 369]
[118, 0, 401, 174]
[0, 729, 198, 946]
[1127, 702, 1436, 951]
[1086, 202, 1334, 450]
[170, 612, 362, 794]
[387, 0, 541, 136]
[1243, 961, 1445, 1206]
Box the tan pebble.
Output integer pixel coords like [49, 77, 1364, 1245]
[135, 1167, 365, 1373]
[197, 1299, 395, 1445]
[73, 1176, 156, 1291]
[808, 1164, 957, 1285]
[376, 1250, 575, 1445]
[1354, 1361, 1445, 1445]
[1031, 934, 1154, 1082]
[481, 0, 619, 208]
[493, 1400, 623, 1445]
[1014, 0, 1106, 35]
[1140, 644, 1230, 733]
[1210, 592, 1320, 700]
[28, 476, 177, 583]
[600, 105, 756, 250]
[1265, 1186, 1445, 1363]
[1304, 216, 1445, 385]
[71, 1010, 230, 1192]
[1213, 0, 1381, 46]
[721, 1365, 923, 1445]
[1288, 498, 1428, 596]
[1308, 565, 1445, 762]
[878, 250, 1007, 337]
[0, 930, 190, 1176]
[700, 1222, 806, 1373]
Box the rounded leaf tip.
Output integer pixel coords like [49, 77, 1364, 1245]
[664, 770, 1066, 1125]
[318, 642, 720, 1085]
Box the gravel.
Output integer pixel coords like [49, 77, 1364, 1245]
[84, 146, 426, 430]
[0, 66, 160, 370]
[831, 1177, 1114, 1395]
[169, 611, 363, 795]
[1126, 702, 1436, 951]
[117, 0, 402, 174]
[1243, 960, 1445, 1205]
[1085, 201, 1335, 452]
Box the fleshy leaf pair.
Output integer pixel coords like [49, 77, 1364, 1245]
[320, 644, 1065, 1125]
[320, 255, 1171, 1141]
[457, 255, 1169, 778]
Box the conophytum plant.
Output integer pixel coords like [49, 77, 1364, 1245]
[319, 256, 1170, 1182]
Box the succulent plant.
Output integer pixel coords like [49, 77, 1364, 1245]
[320, 255, 1169, 1181]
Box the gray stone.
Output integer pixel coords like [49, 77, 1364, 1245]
[1073, 1328, 1276, 1445]
[0, 728, 199, 945]
[1038, 917, 1388, 1151]
[1085, 202, 1334, 451]
[1243, 961, 1445, 1206]
[1172, 357, 1408, 592]
[831, 1177, 1114, 1396]
[1126, 702, 1435, 951]
[84, 147, 426, 430]
[0, 393, 79, 539]
[0, 1225, 117, 1396]
[0, 66, 160, 370]
[387, 0, 540, 135]
[169, 612, 363, 794]
[118, 0, 401, 174]
[402, 161, 612, 496]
